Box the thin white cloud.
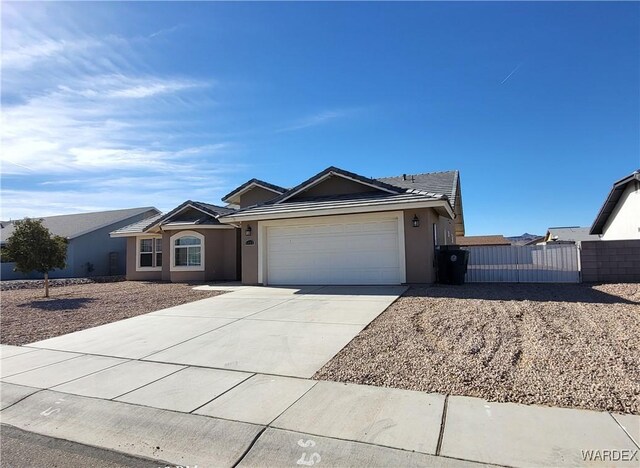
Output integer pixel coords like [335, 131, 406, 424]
[277, 109, 360, 132]
[148, 24, 184, 39]
[1, 38, 102, 70]
[500, 63, 523, 85]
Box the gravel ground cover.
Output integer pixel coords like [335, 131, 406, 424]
[315, 283, 640, 414]
[0, 276, 125, 291]
[1, 281, 225, 345]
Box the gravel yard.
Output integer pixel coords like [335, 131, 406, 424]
[315, 283, 640, 414]
[1, 281, 225, 345]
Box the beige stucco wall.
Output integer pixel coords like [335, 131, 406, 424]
[127, 228, 239, 283]
[404, 208, 437, 283]
[241, 221, 260, 285]
[290, 176, 379, 200]
[435, 215, 456, 246]
[240, 187, 280, 208]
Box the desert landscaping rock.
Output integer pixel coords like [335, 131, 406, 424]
[0, 276, 125, 291]
[1, 281, 226, 345]
[315, 283, 640, 415]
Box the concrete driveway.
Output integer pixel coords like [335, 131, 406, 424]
[26, 285, 406, 378]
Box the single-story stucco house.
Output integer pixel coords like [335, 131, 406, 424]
[590, 169, 640, 240]
[111, 166, 465, 285]
[1, 207, 160, 280]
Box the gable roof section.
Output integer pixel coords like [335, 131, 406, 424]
[220, 191, 452, 222]
[112, 201, 236, 236]
[270, 166, 404, 204]
[144, 200, 235, 231]
[1, 207, 159, 243]
[590, 170, 640, 235]
[222, 179, 287, 204]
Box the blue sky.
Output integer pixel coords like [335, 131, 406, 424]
[1, 2, 638, 236]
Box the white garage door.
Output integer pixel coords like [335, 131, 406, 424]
[265, 214, 404, 285]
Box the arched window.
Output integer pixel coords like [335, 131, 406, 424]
[170, 231, 204, 271]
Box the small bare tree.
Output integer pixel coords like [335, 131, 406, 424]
[4, 219, 67, 297]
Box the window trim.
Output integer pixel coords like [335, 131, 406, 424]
[136, 235, 163, 271]
[170, 230, 205, 272]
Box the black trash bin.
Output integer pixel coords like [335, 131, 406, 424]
[436, 246, 469, 285]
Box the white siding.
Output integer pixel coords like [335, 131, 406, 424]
[602, 182, 640, 240]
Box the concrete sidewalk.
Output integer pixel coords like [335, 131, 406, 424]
[1, 347, 638, 467]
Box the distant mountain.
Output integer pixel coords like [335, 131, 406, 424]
[507, 233, 543, 245]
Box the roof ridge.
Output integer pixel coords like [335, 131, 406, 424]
[8, 206, 158, 221]
[193, 201, 234, 210]
[376, 170, 458, 179]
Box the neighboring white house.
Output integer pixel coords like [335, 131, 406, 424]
[590, 170, 640, 240]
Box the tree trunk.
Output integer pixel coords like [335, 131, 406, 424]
[44, 271, 49, 298]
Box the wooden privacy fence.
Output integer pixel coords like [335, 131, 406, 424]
[463, 244, 580, 283]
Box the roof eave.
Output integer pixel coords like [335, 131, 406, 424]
[220, 198, 454, 223]
[589, 172, 640, 235]
[221, 179, 286, 204]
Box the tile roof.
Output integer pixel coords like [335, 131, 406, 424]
[1, 207, 159, 242]
[220, 191, 448, 221]
[194, 202, 237, 216]
[377, 171, 459, 209]
[457, 235, 511, 246]
[110, 213, 164, 236]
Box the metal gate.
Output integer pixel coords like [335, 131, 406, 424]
[464, 244, 580, 283]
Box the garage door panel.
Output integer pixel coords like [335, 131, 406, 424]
[265, 215, 403, 285]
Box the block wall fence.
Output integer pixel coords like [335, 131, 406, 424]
[580, 239, 640, 283]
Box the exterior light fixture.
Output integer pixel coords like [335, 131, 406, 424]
[412, 215, 420, 228]
[245, 225, 252, 236]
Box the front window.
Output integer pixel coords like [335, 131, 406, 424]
[139, 237, 162, 269]
[174, 236, 201, 267]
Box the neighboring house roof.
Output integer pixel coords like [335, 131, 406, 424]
[111, 200, 236, 236]
[221, 179, 288, 204]
[221, 191, 452, 222]
[0, 207, 159, 243]
[522, 236, 545, 245]
[457, 235, 511, 246]
[590, 170, 640, 235]
[545, 226, 600, 243]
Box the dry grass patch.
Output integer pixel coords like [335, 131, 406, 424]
[1, 281, 225, 345]
[315, 283, 640, 414]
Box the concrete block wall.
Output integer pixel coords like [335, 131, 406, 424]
[581, 240, 640, 283]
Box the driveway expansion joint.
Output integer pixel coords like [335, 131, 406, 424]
[436, 394, 449, 456]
